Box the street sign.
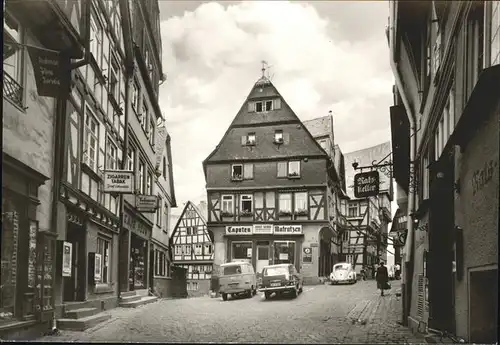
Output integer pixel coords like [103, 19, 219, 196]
[354, 171, 380, 198]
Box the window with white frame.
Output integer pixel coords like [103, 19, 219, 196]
[288, 161, 301, 178]
[156, 195, 162, 226]
[138, 161, 145, 194]
[109, 54, 120, 102]
[3, 11, 24, 91]
[89, 10, 103, 66]
[342, 230, 349, 242]
[194, 244, 202, 255]
[149, 117, 155, 146]
[127, 147, 135, 171]
[348, 203, 358, 217]
[274, 130, 283, 143]
[84, 107, 99, 171]
[184, 244, 192, 256]
[277, 162, 287, 177]
[204, 243, 213, 255]
[231, 164, 243, 181]
[359, 200, 368, 215]
[154, 250, 166, 276]
[140, 97, 148, 129]
[448, 87, 455, 137]
[163, 202, 169, 233]
[147, 172, 153, 194]
[106, 138, 118, 170]
[221, 195, 234, 215]
[246, 133, 256, 145]
[132, 79, 140, 113]
[491, 1, 500, 65]
[175, 245, 182, 255]
[97, 237, 110, 284]
[255, 100, 273, 113]
[279, 193, 292, 214]
[294, 192, 307, 213]
[240, 194, 253, 214]
[186, 226, 194, 235]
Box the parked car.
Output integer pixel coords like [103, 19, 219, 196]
[330, 262, 357, 284]
[219, 261, 257, 301]
[258, 264, 303, 299]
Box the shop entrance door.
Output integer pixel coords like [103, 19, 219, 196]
[129, 233, 146, 291]
[256, 245, 269, 277]
[63, 224, 86, 302]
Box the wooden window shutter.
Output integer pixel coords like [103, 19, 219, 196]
[283, 132, 290, 145]
[244, 163, 254, 179]
[247, 101, 255, 112]
[273, 98, 282, 109]
[277, 162, 287, 177]
[241, 135, 246, 146]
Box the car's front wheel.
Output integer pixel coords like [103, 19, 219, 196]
[264, 291, 271, 300]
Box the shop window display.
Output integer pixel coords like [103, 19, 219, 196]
[273, 241, 295, 265]
[231, 242, 252, 261]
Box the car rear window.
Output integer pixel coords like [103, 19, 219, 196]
[223, 265, 242, 275]
[334, 264, 349, 271]
[263, 266, 289, 276]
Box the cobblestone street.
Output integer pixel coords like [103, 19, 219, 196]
[37, 280, 426, 343]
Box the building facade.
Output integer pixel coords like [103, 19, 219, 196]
[342, 143, 393, 274]
[171, 201, 214, 297]
[389, 1, 499, 342]
[2, 0, 85, 338]
[202, 74, 344, 285]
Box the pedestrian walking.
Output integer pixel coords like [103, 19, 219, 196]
[376, 261, 389, 296]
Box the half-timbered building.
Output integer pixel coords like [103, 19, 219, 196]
[171, 201, 214, 297]
[202, 72, 344, 285]
[342, 142, 393, 274]
[2, 0, 86, 338]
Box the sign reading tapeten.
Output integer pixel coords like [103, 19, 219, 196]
[274, 225, 302, 235]
[226, 225, 252, 235]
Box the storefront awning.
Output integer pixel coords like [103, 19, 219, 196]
[390, 105, 410, 193]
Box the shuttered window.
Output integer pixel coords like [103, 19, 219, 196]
[243, 163, 254, 179]
[277, 162, 287, 177]
[273, 98, 281, 109]
[248, 101, 255, 112]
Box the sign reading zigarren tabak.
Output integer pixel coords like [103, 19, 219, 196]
[136, 195, 159, 213]
[27, 46, 70, 98]
[103, 170, 135, 193]
[354, 171, 380, 198]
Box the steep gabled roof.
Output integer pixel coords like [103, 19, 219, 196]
[203, 76, 328, 172]
[170, 201, 208, 240]
[303, 115, 334, 142]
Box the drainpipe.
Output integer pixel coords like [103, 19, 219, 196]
[389, 19, 417, 326]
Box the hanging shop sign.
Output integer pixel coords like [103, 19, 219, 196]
[353, 171, 380, 198]
[27, 46, 70, 98]
[136, 195, 159, 213]
[62, 241, 73, 277]
[225, 225, 252, 235]
[253, 224, 273, 234]
[123, 211, 152, 238]
[302, 247, 312, 263]
[103, 170, 135, 193]
[274, 225, 302, 235]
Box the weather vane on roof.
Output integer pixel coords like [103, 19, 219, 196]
[260, 60, 274, 81]
[261, 60, 267, 77]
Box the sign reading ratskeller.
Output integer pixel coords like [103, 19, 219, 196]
[354, 171, 380, 198]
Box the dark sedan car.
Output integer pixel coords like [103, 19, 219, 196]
[258, 264, 303, 299]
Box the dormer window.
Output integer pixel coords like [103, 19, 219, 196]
[246, 133, 256, 145]
[274, 130, 283, 144]
[256, 100, 273, 113]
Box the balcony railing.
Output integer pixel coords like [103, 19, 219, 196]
[3, 71, 23, 108]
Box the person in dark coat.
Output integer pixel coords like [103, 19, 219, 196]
[376, 261, 389, 296]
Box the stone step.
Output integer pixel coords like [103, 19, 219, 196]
[64, 307, 99, 320]
[119, 296, 158, 308]
[120, 291, 137, 298]
[120, 294, 142, 303]
[57, 313, 111, 331]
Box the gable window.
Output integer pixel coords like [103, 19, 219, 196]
[288, 161, 301, 178]
[274, 130, 283, 143]
[240, 194, 253, 214]
[231, 164, 243, 181]
[194, 244, 202, 255]
[204, 244, 213, 255]
[243, 163, 254, 180]
[138, 161, 145, 194]
[186, 226, 194, 235]
[246, 133, 256, 145]
[84, 107, 99, 171]
[106, 138, 118, 170]
[279, 193, 292, 214]
[255, 100, 273, 113]
[132, 79, 140, 113]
